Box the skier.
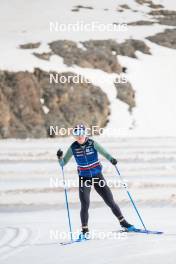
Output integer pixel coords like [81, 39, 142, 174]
[57, 124, 134, 239]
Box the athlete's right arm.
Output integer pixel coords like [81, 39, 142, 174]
[59, 147, 73, 167]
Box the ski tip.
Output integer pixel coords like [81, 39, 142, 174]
[60, 237, 90, 246]
[126, 228, 163, 235]
[146, 230, 163, 235]
[60, 241, 74, 246]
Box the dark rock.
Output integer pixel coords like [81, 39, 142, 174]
[82, 39, 121, 57]
[135, 0, 163, 8]
[0, 69, 110, 138]
[49, 40, 123, 73]
[135, 0, 151, 4]
[158, 17, 176, 26]
[147, 28, 176, 49]
[114, 80, 136, 111]
[48, 39, 150, 72]
[82, 39, 151, 58]
[49, 40, 81, 66]
[149, 9, 176, 26]
[19, 42, 41, 49]
[118, 39, 151, 58]
[0, 71, 46, 138]
[74, 5, 93, 10]
[128, 20, 155, 26]
[135, 0, 151, 5]
[33, 52, 53, 61]
[149, 3, 164, 9]
[149, 10, 176, 16]
[119, 4, 130, 9]
[71, 8, 79, 12]
[34, 69, 110, 134]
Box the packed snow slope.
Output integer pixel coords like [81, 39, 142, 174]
[0, 137, 176, 206]
[0, 137, 176, 263]
[0, 0, 176, 136]
[0, 207, 176, 264]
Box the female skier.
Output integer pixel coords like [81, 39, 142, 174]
[57, 124, 134, 238]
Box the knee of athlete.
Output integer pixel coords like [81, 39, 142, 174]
[85, 201, 90, 211]
[81, 198, 89, 209]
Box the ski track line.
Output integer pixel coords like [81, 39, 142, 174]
[0, 229, 7, 245]
[0, 227, 20, 249]
[0, 227, 37, 260]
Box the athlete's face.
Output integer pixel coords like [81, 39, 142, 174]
[75, 135, 86, 144]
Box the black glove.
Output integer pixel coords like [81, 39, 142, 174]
[57, 149, 63, 159]
[111, 158, 118, 165]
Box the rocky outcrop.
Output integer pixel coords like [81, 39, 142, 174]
[147, 29, 176, 49]
[135, 0, 163, 9]
[128, 20, 155, 26]
[149, 3, 163, 9]
[114, 80, 136, 112]
[19, 42, 41, 49]
[48, 39, 150, 72]
[33, 52, 53, 61]
[35, 69, 110, 134]
[83, 39, 151, 58]
[0, 69, 110, 138]
[71, 8, 79, 12]
[149, 9, 176, 26]
[0, 71, 46, 138]
[135, 0, 151, 4]
[119, 4, 130, 9]
[49, 40, 123, 73]
[118, 39, 151, 57]
[149, 10, 176, 16]
[74, 5, 93, 10]
[82, 39, 151, 58]
[71, 5, 93, 12]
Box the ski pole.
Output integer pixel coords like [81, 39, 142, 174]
[60, 163, 73, 241]
[114, 164, 147, 231]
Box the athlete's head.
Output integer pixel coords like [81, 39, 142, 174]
[72, 123, 87, 144]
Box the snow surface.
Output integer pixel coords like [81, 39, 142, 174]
[0, 207, 176, 264]
[0, 137, 176, 263]
[0, 0, 176, 136]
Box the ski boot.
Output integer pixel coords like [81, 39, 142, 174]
[77, 226, 90, 241]
[119, 217, 136, 231]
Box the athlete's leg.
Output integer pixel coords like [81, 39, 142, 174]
[93, 174, 133, 228]
[79, 177, 91, 229]
[93, 174, 123, 219]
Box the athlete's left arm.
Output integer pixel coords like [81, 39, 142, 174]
[94, 140, 114, 162]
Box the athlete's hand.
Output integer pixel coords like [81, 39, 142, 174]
[111, 158, 118, 165]
[57, 149, 63, 159]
